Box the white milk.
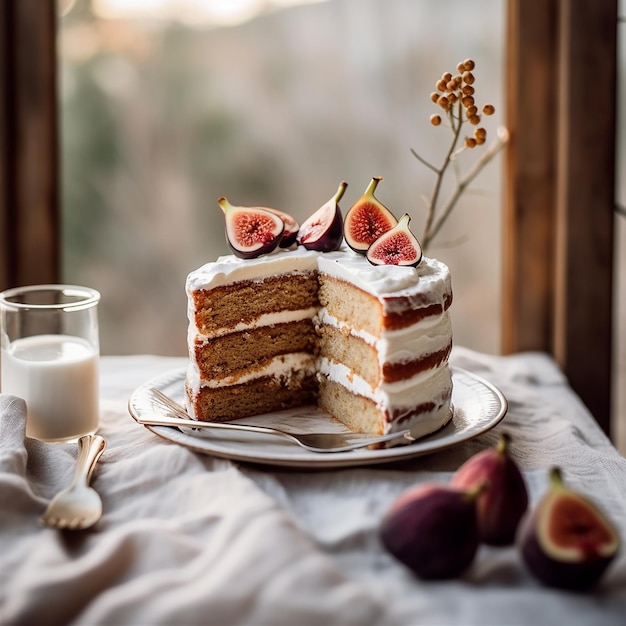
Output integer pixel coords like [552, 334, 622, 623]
[1, 334, 99, 442]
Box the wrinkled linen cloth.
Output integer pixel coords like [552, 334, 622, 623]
[1, 346, 625, 626]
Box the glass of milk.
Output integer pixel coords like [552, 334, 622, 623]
[0, 284, 100, 442]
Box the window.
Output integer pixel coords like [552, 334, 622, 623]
[59, 0, 505, 356]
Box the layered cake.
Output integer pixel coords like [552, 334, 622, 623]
[185, 246, 453, 440]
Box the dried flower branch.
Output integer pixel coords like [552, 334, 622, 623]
[412, 58, 508, 251]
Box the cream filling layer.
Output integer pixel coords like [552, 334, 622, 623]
[317, 357, 451, 407]
[186, 246, 451, 303]
[315, 309, 452, 365]
[190, 304, 451, 366]
[318, 358, 453, 436]
[188, 350, 450, 409]
[187, 352, 316, 391]
[190, 307, 318, 342]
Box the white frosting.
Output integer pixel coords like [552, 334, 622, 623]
[185, 245, 451, 302]
[316, 252, 451, 303]
[186, 246, 321, 292]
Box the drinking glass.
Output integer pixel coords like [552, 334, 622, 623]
[0, 284, 100, 442]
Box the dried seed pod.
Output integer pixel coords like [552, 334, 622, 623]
[462, 71, 475, 85]
[463, 59, 476, 71]
[483, 104, 496, 115]
[430, 114, 442, 126]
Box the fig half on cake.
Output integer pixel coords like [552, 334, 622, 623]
[218, 197, 284, 259]
[297, 181, 347, 252]
[344, 176, 398, 253]
[263, 207, 300, 248]
[366, 214, 423, 267]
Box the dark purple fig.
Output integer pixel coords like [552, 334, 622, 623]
[451, 433, 528, 545]
[218, 197, 284, 259]
[344, 176, 398, 253]
[518, 467, 620, 590]
[380, 482, 484, 580]
[297, 181, 347, 252]
[366, 214, 422, 267]
[264, 207, 300, 248]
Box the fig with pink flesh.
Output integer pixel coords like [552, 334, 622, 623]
[218, 197, 284, 259]
[264, 207, 300, 247]
[344, 176, 398, 253]
[380, 482, 484, 580]
[518, 467, 620, 590]
[297, 181, 347, 252]
[451, 432, 528, 545]
[366, 214, 422, 267]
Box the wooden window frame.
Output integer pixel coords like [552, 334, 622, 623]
[504, 0, 617, 435]
[0, 0, 59, 289]
[0, 0, 618, 436]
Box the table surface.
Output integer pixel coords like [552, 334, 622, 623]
[1, 346, 625, 626]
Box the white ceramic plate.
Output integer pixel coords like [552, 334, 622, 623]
[128, 367, 507, 469]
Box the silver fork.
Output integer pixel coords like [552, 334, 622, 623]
[145, 388, 415, 453]
[40, 434, 107, 530]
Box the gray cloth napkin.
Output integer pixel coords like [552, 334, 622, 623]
[0, 387, 383, 626]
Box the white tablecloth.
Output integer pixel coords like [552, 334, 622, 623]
[1, 346, 625, 625]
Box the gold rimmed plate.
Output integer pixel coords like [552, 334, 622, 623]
[128, 367, 507, 469]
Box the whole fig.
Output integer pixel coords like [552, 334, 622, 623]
[518, 467, 620, 590]
[451, 432, 528, 545]
[380, 482, 483, 579]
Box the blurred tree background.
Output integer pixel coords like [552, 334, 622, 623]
[58, 0, 509, 359]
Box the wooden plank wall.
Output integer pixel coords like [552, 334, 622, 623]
[504, 0, 617, 435]
[0, 0, 59, 291]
